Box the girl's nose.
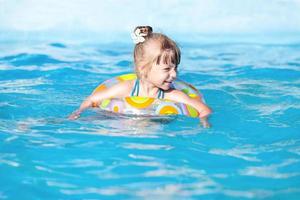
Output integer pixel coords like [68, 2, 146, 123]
[170, 69, 177, 79]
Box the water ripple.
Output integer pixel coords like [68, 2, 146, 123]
[121, 143, 173, 150]
[0, 53, 67, 66]
[239, 159, 300, 178]
[49, 43, 67, 48]
[0, 153, 20, 167]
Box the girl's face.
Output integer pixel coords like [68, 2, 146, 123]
[140, 40, 179, 90]
[147, 62, 177, 90]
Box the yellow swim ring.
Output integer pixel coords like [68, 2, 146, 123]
[92, 73, 203, 117]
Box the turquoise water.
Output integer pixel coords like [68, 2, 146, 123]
[0, 41, 300, 199]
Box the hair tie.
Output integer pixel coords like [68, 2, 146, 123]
[131, 28, 146, 44]
[131, 26, 153, 44]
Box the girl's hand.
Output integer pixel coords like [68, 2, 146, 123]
[68, 110, 81, 120]
[200, 116, 211, 128]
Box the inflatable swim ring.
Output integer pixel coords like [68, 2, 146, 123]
[92, 73, 203, 118]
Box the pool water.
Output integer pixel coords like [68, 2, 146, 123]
[0, 41, 300, 199]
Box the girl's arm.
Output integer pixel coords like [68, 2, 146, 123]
[68, 81, 132, 120]
[166, 90, 212, 128]
[68, 96, 94, 120]
[186, 97, 212, 128]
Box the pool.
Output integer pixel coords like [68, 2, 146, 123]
[0, 41, 300, 199]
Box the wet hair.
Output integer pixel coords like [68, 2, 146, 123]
[133, 26, 181, 79]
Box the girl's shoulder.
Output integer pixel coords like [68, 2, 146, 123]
[109, 79, 135, 98]
[117, 79, 135, 88]
[92, 79, 135, 99]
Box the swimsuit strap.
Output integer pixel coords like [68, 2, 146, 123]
[157, 89, 165, 99]
[131, 79, 164, 99]
[131, 79, 140, 96]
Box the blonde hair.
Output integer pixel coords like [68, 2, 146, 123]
[133, 26, 181, 79]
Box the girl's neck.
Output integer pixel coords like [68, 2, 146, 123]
[139, 78, 159, 97]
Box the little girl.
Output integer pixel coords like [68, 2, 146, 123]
[69, 26, 212, 127]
